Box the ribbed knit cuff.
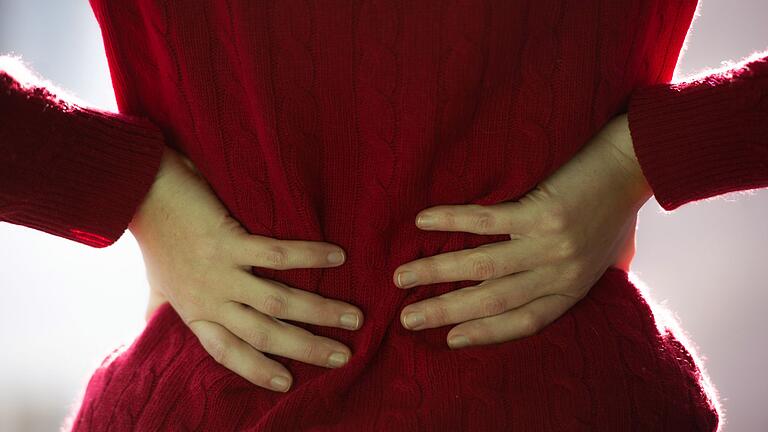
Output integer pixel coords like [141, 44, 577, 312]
[1, 71, 165, 248]
[22, 109, 164, 247]
[627, 57, 768, 211]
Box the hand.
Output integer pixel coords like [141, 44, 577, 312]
[392, 114, 653, 349]
[128, 146, 365, 392]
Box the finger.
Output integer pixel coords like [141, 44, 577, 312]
[188, 319, 294, 392]
[393, 236, 556, 288]
[415, 202, 536, 236]
[228, 270, 364, 331]
[445, 294, 577, 349]
[230, 233, 347, 269]
[400, 269, 552, 330]
[219, 301, 354, 370]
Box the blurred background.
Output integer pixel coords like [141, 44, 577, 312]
[0, 1, 766, 431]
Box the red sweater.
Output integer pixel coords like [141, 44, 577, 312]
[2, 1, 767, 430]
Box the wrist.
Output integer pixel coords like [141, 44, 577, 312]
[605, 114, 654, 211]
[128, 146, 201, 239]
[128, 146, 175, 237]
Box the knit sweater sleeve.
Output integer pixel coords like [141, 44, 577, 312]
[626, 51, 768, 211]
[0, 64, 165, 248]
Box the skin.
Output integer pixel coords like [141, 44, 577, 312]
[128, 146, 365, 393]
[132, 112, 651, 392]
[393, 113, 654, 349]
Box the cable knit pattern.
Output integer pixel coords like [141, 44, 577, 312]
[6, 0, 768, 430]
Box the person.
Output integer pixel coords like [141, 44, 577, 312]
[1, 0, 766, 430]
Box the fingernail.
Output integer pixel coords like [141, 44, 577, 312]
[270, 375, 291, 392]
[404, 312, 425, 329]
[328, 351, 349, 368]
[397, 271, 418, 288]
[416, 213, 436, 228]
[327, 251, 345, 264]
[448, 335, 470, 349]
[340, 313, 360, 330]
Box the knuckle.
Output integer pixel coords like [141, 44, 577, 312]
[469, 252, 498, 280]
[302, 341, 319, 363]
[543, 204, 569, 233]
[472, 209, 495, 232]
[556, 236, 580, 260]
[421, 257, 440, 281]
[264, 245, 289, 269]
[429, 301, 452, 326]
[246, 327, 271, 352]
[262, 293, 288, 317]
[481, 295, 508, 317]
[442, 210, 457, 228]
[518, 312, 542, 337]
[207, 337, 230, 365]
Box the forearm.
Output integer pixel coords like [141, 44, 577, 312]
[0, 56, 165, 247]
[625, 51, 768, 211]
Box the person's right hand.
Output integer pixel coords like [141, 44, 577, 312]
[128, 145, 364, 393]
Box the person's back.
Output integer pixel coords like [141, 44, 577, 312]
[63, 0, 721, 430]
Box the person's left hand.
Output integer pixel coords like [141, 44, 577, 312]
[392, 113, 654, 349]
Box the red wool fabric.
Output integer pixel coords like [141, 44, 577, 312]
[2, 0, 767, 430]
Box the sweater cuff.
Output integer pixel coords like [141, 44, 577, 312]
[626, 56, 768, 211]
[19, 108, 165, 248]
[0, 71, 165, 248]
